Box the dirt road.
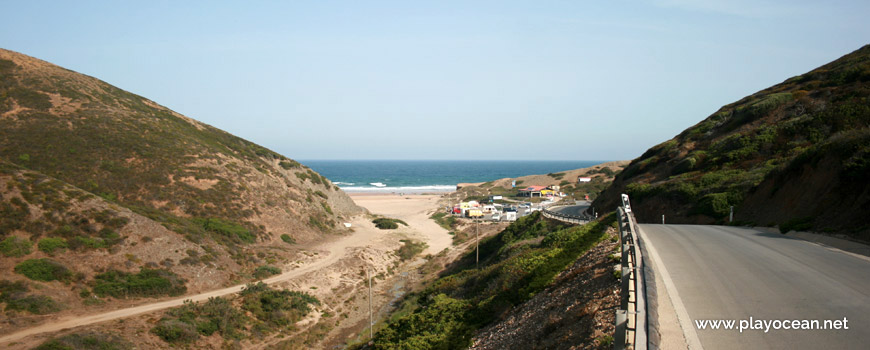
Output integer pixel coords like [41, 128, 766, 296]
[0, 194, 451, 346]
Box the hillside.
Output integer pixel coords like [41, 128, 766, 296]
[454, 161, 629, 202]
[0, 48, 364, 336]
[354, 212, 618, 349]
[594, 44, 870, 241]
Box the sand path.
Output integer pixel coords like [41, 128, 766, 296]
[0, 194, 449, 346]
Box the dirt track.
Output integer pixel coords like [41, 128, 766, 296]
[0, 194, 451, 347]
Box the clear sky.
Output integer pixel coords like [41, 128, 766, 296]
[2, 1, 868, 160]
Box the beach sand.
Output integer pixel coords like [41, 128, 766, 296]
[349, 193, 452, 256]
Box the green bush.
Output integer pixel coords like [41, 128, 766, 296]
[153, 297, 247, 343]
[93, 268, 187, 298]
[396, 240, 427, 261]
[0, 279, 61, 314]
[5, 294, 60, 314]
[35, 332, 132, 350]
[152, 319, 199, 343]
[254, 265, 281, 279]
[280, 234, 295, 244]
[0, 236, 32, 257]
[14, 258, 71, 282]
[278, 160, 300, 169]
[195, 217, 255, 244]
[240, 282, 320, 329]
[373, 218, 407, 230]
[38, 237, 68, 255]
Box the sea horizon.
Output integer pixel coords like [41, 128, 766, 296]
[302, 159, 611, 193]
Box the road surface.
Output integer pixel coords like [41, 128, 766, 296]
[638, 224, 870, 350]
[550, 200, 591, 218]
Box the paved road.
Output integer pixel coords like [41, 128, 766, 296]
[639, 224, 870, 350]
[550, 200, 590, 217]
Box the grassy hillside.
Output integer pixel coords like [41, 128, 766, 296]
[594, 44, 870, 241]
[0, 48, 365, 334]
[0, 49, 362, 244]
[354, 212, 616, 349]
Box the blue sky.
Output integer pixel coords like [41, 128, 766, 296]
[2, 1, 868, 160]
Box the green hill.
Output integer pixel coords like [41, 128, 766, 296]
[0, 48, 362, 245]
[594, 44, 870, 241]
[0, 48, 365, 324]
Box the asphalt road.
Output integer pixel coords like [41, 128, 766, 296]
[638, 224, 870, 350]
[550, 200, 590, 217]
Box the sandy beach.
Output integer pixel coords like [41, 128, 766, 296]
[349, 193, 452, 256]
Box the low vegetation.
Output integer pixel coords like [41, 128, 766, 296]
[14, 258, 72, 282]
[0, 236, 32, 257]
[38, 237, 68, 254]
[152, 282, 320, 344]
[34, 332, 132, 350]
[395, 239, 427, 261]
[597, 44, 870, 239]
[254, 265, 281, 279]
[92, 268, 187, 298]
[0, 279, 61, 314]
[280, 233, 296, 244]
[373, 217, 408, 230]
[360, 211, 615, 349]
[430, 212, 458, 231]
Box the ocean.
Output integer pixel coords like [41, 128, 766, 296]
[301, 160, 606, 193]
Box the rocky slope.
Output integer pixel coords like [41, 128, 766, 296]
[594, 44, 870, 241]
[0, 48, 364, 333]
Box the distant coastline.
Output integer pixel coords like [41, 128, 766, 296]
[303, 160, 609, 194]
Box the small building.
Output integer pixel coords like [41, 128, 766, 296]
[518, 185, 548, 197]
[578, 177, 592, 183]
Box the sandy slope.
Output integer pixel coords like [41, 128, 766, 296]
[0, 194, 450, 347]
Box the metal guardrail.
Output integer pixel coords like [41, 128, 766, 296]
[540, 196, 648, 350]
[616, 194, 647, 350]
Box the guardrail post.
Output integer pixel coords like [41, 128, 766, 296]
[615, 310, 628, 350]
[620, 266, 631, 310]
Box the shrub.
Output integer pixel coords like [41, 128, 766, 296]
[0, 236, 32, 257]
[195, 218, 255, 244]
[14, 258, 71, 282]
[278, 160, 300, 169]
[35, 332, 132, 350]
[5, 294, 61, 314]
[240, 282, 320, 329]
[254, 265, 281, 279]
[152, 319, 199, 343]
[373, 218, 407, 230]
[93, 268, 187, 298]
[396, 240, 427, 261]
[38, 237, 68, 255]
[280, 234, 295, 244]
[153, 297, 247, 343]
[0, 279, 60, 314]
